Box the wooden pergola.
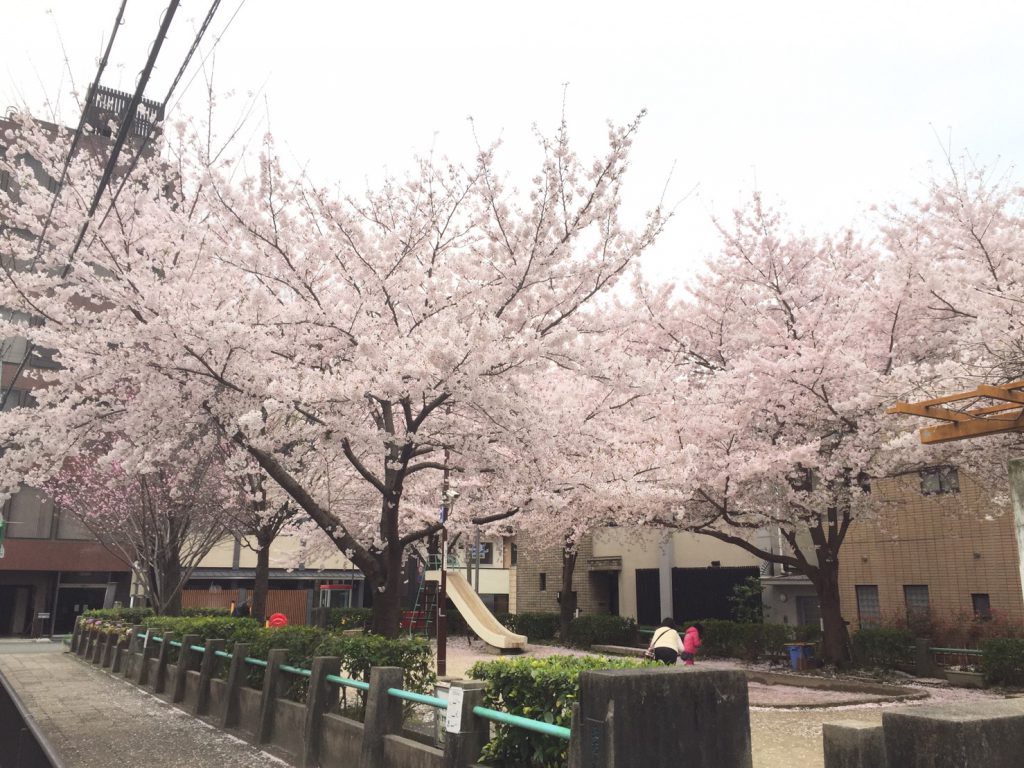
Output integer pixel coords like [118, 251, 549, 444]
[888, 381, 1024, 444]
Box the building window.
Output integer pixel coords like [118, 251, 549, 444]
[3, 487, 55, 539]
[904, 585, 930, 622]
[471, 542, 493, 566]
[856, 585, 881, 627]
[919, 466, 959, 495]
[510, 543, 518, 567]
[55, 509, 93, 540]
[972, 593, 992, 621]
[796, 595, 821, 627]
[539, 573, 547, 591]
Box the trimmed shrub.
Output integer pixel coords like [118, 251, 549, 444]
[678, 619, 793, 661]
[566, 615, 637, 648]
[982, 638, 1024, 687]
[851, 627, 914, 669]
[314, 633, 435, 695]
[469, 655, 650, 767]
[82, 607, 154, 624]
[498, 612, 559, 641]
[142, 615, 263, 647]
[181, 606, 231, 617]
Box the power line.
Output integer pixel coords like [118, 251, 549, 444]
[62, 0, 183, 279]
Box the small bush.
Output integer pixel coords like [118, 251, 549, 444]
[469, 655, 650, 767]
[314, 633, 435, 696]
[982, 638, 1024, 687]
[566, 615, 637, 648]
[851, 627, 914, 669]
[328, 607, 373, 632]
[142, 615, 263, 647]
[497, 612, 559, 641]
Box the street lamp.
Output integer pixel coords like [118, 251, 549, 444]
[437, 487, 458, 677]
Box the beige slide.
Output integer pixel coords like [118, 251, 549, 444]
[426, 570, 528, 651]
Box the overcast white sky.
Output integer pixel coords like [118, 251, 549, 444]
[2, 1, 1023, 283]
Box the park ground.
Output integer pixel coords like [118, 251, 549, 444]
[0, 636, 1018, 768]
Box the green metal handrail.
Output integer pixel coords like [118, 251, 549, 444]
[151, 635, 163, 643]
[245, 657, 268, 668]
[280, 664, 312, 678]
[214, 650, 233, 660]
[930, 647, 984, 655]
[325, 673, 370, 691]
[386, 687, 448, 708]
[189, 644, 206, 653]
[169, 640, 182, 648]
[472, 706, 571, 740]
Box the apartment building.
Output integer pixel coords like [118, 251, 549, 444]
[0, 88, 163, 636]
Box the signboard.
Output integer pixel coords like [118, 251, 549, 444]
[37, 612, 51, 620]
[444, 686, 464, 733]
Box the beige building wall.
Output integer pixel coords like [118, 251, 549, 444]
[198, 534, 357, 571]
[839, 471, 1024, 630]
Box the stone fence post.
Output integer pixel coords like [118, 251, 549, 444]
[172, 633, 200, 703]
[153, 632, 177, 694]
[194, 639, 225, 716]
[137, 629, 157, 687]
[220, 642, 250, 729]
[443, 681, 487, 768]
[359, 666, 404, 768]
[257, 649, 288, 744]
[577, 668, 752, 768]
[301, 656, 341, 768]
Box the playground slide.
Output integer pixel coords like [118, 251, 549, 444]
[426, 571, 528, 651]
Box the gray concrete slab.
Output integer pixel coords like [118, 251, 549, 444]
[0, 647, 285, 768]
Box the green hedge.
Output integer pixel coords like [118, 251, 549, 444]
[851, 627, 914, 669]
[469, 655, 650, 767]
[181, 607, 231, 617]
[497, 612, 559, 641]
[982, 638, 1024, 687]
[565, 615, 637, 648]
[314, 634, 435, 696]
[684, 619, 792, 661]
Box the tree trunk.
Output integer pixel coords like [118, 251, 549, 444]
[369, 549, 404, 638]
[559, 545, 578, 641]
[810, 555, 850, 667]
[160, 558, 184, 616]
[253, 541, 270, 623]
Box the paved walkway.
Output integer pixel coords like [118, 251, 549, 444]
[0, 642, 284, 768]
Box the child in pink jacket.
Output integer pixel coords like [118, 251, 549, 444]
[681, 623, 704, 666]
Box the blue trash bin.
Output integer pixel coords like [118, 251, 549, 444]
[785, 643, 801, 671]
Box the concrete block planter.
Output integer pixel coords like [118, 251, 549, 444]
[945, 669, 987, 688]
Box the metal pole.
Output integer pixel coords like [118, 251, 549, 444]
[474, 527, 481, 594]
[437, 462, 450, 678]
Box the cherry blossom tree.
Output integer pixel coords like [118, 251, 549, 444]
[0, 110, 664, 636]
[632, 195, 953, 665]
[45, 440, 243, 615]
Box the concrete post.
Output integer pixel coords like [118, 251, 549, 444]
[358, 666, 404, 768]
[129, 625, 146, 653]
[101, 633, 116, 668]
[111, 635, 129, 674]
[77, 626, 91, 657]
[194, 639, 226, 716]
[257, 649, 288, 744]
[578, 668, 752, 768]
[153, 632, 177, 694]
[568, 703, 582, 768]
[137, 629, 157, 687]
[883, 701, 1024, 768]
[70, 619, 81, 653]
[172, 633, 200, 703]
[90, 630, 104, 663]
[823, 721, 886, 768]
[914, 638, 937, 678]
[443, 682, 487, 768]
[301, 656, 341, 768]
[220, 642, 250, 729]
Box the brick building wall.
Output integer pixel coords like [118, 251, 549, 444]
[839, 470, 1024, 630]
[513, 533, 613, 616]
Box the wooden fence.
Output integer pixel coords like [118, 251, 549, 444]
[181, 589, 310, 625]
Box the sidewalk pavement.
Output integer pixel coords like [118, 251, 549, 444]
[0, 643, 284, 768]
